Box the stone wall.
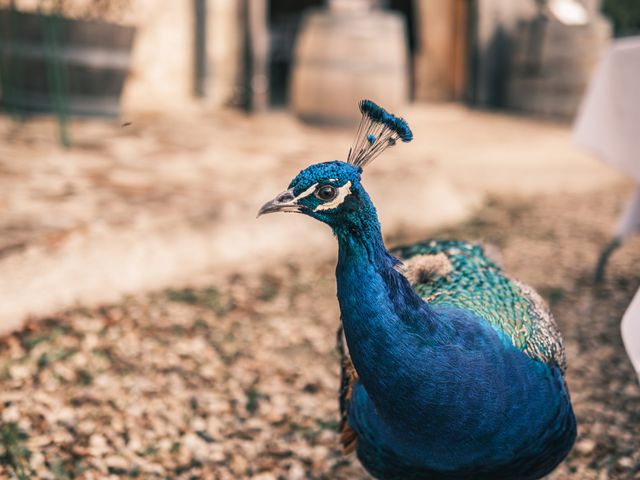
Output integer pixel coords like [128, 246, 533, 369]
[120, 0, 243, 111]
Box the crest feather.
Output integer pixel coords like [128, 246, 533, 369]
[346, 99, 413, 168]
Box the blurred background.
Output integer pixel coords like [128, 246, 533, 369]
[0, 0, 639, 478]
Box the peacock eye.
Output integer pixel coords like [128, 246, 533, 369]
[315, 185, 337, 201]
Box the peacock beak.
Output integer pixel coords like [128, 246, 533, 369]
[257, 189, 301, 217]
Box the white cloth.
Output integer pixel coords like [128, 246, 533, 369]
[615, 185, 640, 239]
[622, 288, 640, 383]
[573, 36, 640, 383]
[573, 37, 640, 182]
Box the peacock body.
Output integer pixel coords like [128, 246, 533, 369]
[259, 101, 576, 480]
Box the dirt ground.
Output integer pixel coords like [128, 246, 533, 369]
[0, 184, 638, 479]
[0, 105, 625, 333]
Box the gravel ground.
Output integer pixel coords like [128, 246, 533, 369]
[0, 186, 639, 479]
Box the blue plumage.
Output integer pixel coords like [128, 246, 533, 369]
[348, 100, 413, 168]
[258, 101, 576, 480]
[359, 99, 413, 142]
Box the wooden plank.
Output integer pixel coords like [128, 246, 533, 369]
[452, 0, 469, 100]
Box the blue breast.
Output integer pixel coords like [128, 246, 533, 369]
[343, 304, 576, 480]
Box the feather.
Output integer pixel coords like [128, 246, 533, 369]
[392, 240, 567, 371]
[337, 326, 358, 454]
[347, 99, 413, 169]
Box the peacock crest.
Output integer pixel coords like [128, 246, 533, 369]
[347, 100, 413, 169]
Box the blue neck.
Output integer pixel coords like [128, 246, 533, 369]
[333, 200, 453, 431]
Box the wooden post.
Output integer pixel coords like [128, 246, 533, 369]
[452, 0, 470, 100]
[242, 0, 269, 112]
[193, 0, 207, 98]
[413, 0, 470, 101]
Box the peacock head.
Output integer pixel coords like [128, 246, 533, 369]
[258, 100, 412, 229]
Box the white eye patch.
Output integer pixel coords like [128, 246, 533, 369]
[294, 183, 319, 201]
[315, 181, 352, 211]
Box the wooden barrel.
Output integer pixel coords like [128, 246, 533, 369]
[290, 10, 409, 124]
[507, 14, 611, 118]
[0, 9, 135, 117]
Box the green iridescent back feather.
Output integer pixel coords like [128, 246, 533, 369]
[394, 240, 566, 372]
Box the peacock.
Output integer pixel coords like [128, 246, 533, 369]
[258, 100, 576, 480]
